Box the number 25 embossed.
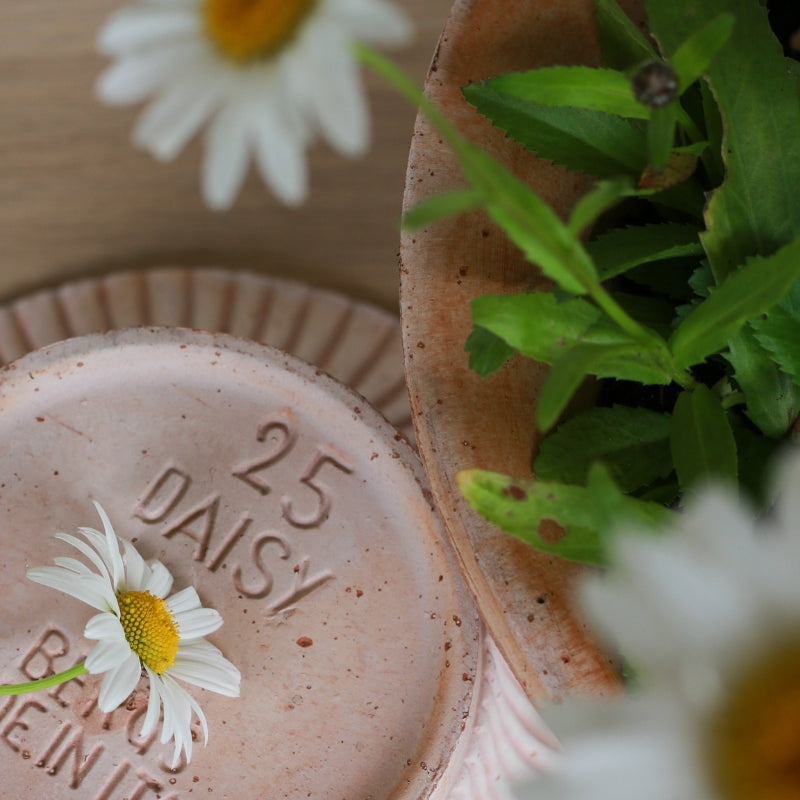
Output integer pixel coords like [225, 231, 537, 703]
[230, 408, 354, 528]
[133, 408, 356, 612]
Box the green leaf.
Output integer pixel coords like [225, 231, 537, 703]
[465, 325, 516, 377]
[725, 325, 800, 438]
[451, 140, 601, 296]
[595, 0, 658, 70]
[471, 292, 625, 364]
[626, 258, 698, 303]
[359, 48, 603, 296]
[611, 292, 676, 339]
[688, 262, 714, 298]
[461, 84, 648, 177]
[567, 178, 635, 237]
[669, 235, 800, 371]
[751, 308, 800, 385]
[588, 223, 704, 282]
[647, 103, 677, 172]
[699, 79, 724, 187]
[731, 419, 783, 508]
[670, 13, 736, 91]
[479, 66, 648, 118]
[646, 0, 800, 282]
[537, 342, 673, 431]
[670, 385, 738, 494]
[457, 462, 672, 565]
[749, 278, 800, 386]
[633, 474, 680, 505]
[534, 405, 673, 491]
[402, 189, 482, 231]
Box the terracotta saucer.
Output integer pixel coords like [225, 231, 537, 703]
[0, 328, 481, 799]
[0, 268, 558, 797]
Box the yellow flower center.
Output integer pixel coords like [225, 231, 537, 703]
[708, 637, 800, 800]
[202, 0, 316, 63]
[118, 591, 180, 675]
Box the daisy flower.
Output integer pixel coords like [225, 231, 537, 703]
[26, 502, 240, 768]
[95, 0, 413, 210]
[515, 454, 800, 800]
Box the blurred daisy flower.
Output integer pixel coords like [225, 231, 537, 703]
[515, 455, 800, 800]
[26, 502, 240, 767]
[95, 0, 413, 210]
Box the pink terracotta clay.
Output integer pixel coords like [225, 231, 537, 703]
[0, 328, 479, 799]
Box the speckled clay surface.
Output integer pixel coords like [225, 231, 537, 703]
[0, 268, 558, 798]
[0, 329, 480, 799]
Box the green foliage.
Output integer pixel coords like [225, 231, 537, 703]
[536, 342, 673, 432]
[646, 0, 800, 283]
[669, 236, 800, 371]
[456, 463, 672, 566]
[534, 405, 673, 492]
[669, 14, 736, 90]
[402, 189, 482, 231]
[471, 292, 627, 364]
[669, 385, 738, 494]
[361, 0, 800, 565]
[588, 224, 704, 283]
[725, 327, 800, 438]
[594, 0, 657, 69]
[465, 325, 516, 377]
[750, 281, 800, 388]
[474, 67, 650, 119]
[461, 85, 648, 178]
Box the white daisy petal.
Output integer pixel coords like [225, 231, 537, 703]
[84, 611, 126, 643]
[326, 0, 413, 45]
[302, 26, 369, 156]
[144, 560, 174, 598]
[517, 453, 800, 800]
[29, 502, 240, 766]
[140, 665, 163, 739]
[202, 102, 251, 210]
[94, 0, 411, 208]
[251, 105, 309, 205]
[173, 607, 223, 640]
[98, 651, 143, 712]
[159, 675, 194, 767]
[54, 532, 113, 582]
[119, 538, 148, 592]
[169, 641, 241, 696]
[77, 526, 117, 577]
[133, 76, 223, 161]
[93, 501, 125, 589]
[52, 555, 96, 575]
[26, 566, 114, 611]
[96, 40, 207, 106]
[86, 637, 133, 675]
[163, 585, 201, 614]
[98, 5, 200, 55]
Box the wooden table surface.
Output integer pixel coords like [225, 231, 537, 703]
[0, 0, 452, 312]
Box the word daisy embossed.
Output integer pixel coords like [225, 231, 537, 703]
[2, 502, 240, 768]
[95, 0, 412, 209]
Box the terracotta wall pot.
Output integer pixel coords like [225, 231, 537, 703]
[400, 0, 644, 704]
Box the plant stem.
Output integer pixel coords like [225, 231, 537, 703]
[0, 663, 87, 696]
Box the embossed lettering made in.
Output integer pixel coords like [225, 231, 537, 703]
[2, 626, 185, 799]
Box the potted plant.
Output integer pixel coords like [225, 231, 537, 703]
[366, 0, 800, 702]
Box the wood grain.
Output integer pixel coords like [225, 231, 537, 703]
[0, 0, 451, 311]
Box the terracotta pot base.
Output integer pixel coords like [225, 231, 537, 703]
[0, 329, 479, 798]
